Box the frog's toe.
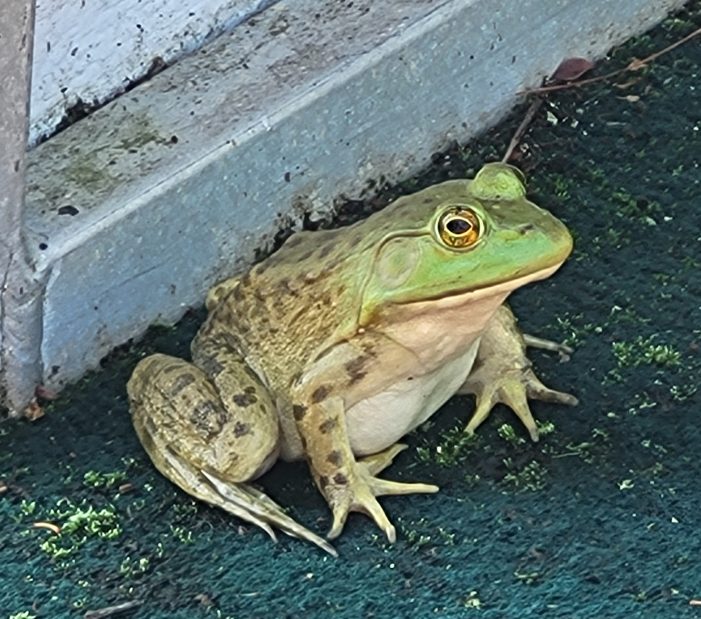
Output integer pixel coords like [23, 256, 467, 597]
[326, 465, 437, 542]
[523, 333, 574, 357]
[327, 481, 396, 543]
[465, 368, 577, 442]
[196, 469, 338, 557]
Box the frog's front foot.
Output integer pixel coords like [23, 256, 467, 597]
[463, 363, 577, 441]
[460, 305, 578, 441]
[326, 444, 438, 541]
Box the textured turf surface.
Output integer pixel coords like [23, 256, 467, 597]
[2, 5, 700, 618]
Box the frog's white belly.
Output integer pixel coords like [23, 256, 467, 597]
[345, 341, 480, 456]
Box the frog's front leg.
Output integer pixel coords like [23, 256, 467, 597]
[291, 346, 437, 541]
[460, 305, 578, 441]
[127, 350, 336, 555]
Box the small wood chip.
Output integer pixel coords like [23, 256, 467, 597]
[118, 483, 134, 494]
[84, 600, 143, 619]
[32, 521, 61, 535]
[689, 599, 701, 606]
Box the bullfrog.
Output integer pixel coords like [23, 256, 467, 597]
[127, 163, 577, 556]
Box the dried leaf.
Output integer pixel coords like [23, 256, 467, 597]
[551, 57, 595, 82]
[35, 384, 58, 400]
[618, 95, 641, 103]
[24, 399, 45, 421]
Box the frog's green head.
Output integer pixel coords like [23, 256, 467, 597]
[358, 163, 572, 324]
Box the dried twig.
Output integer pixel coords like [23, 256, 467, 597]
[521, 26, 701, 95]
[501, 98, 543, 163]
[84, 600, 143, 619]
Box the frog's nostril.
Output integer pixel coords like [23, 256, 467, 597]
[518, 223, 535, 235]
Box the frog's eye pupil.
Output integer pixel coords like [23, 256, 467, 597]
[446, 218, 471, 235]
[437, 207, 482, 249]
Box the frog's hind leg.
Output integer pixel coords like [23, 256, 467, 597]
[127, 353, 336, 556]
[459, 305, 578, 441]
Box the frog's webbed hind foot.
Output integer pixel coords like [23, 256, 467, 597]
[165, 452, 337, 556]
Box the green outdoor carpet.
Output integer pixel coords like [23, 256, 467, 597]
[2, 4, 700, 618]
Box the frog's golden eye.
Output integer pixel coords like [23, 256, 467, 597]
[436, 207, 482, 249]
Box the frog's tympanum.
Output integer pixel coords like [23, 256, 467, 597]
[127, 163, 577, 556]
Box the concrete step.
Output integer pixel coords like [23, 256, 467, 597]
[4, 0, 684, 413]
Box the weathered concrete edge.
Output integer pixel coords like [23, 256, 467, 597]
[0, 0, 44, 414]
[4, 0, 686, 413]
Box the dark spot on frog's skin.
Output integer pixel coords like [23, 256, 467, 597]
[241, 273, 252, 288]
[319, 475, 330, 489]
[298, 250, 314, 262]
[317, 244, 334, 259]
[292, 404, 308, 420]
[233, 391, 258, 407]
[318, 417, 338, 434]
[326, 450, 343, 466]
[233, 285, 245, 302]
[361, 342, 377, 357]
[221, 333, 242, 352]
[233, 421, 251, 437]
[333, 473, 348, 485]
[345, 355, 370, 384]
[190, 401, 227, 437]
[162, 363, 187, 375]
[170, 372, 196, 394]
[346, 233, 361, 247]
[199, 356, 225, 376]
[311, 385, 332, 403]
[422, 197, 434, 204]
[300, 435, 308, 450]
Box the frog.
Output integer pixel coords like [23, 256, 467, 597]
[127, 162, 577, 556]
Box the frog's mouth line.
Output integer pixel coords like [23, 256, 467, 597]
[397, 262, 566, 309]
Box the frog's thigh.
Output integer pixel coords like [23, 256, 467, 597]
[128, 354, 337, 555]
[128, 353, 279, 484]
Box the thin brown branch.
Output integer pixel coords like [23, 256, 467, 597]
[502, 98, 543, 163]
[521, 26, 701, 96]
